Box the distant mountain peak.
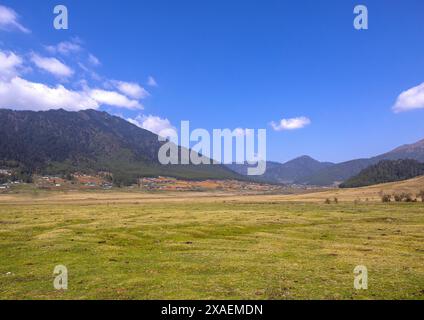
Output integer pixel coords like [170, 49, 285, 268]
[293, 155, 314, 160]
[287, 155, 319, 163]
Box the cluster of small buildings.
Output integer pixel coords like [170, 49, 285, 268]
[0, 170, 301, 193]
[82, 181, 113, 189]
[37, 176, 65, 188]
[101, 183, 113, 190]
[0, 181, 21, 190]
[0, 169, 12, 176]
[34, 174, 113, 190]
[73, 173, 112, 189]
[139, 177, 178, 190]
[138, 177, 286, 192]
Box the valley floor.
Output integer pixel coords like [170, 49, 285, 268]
[0, 181, 423, 299]
[2, 175, 424, 205]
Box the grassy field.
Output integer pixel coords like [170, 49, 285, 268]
[0, 180, 423, 300]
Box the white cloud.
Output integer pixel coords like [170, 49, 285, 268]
[0, 5, 30, 33]
[0, 35, 150, 113]
[88, 54, 101, 66]
[31, 54, 74, 78]
[0, 77, 98, 111]
[90, 89, 143, 109]
[45, 41, 82, 55]
[112, 80, 149, 99]
[393, 82, 424, 113]
[0, 50, 23, 80]
[270, 116, 311, 131]
[127, 114, 176, 137]
[0, 76, 146, 111]
[147, 76, 158, 87]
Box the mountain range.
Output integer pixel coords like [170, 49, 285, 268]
[296, 139, 424, 186]
[227, 139, 424, 186]
[1, 108, 423, 187]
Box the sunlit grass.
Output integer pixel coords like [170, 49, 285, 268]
[0, 196, 423, 300]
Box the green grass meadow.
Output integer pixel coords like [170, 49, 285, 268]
[0, 200, 423, 299]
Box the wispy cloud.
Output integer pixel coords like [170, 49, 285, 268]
[0, 5, 30, 33]
[111, 80, 149, 100]
[393, 82, 424, 113]
[30, 54, 74, 78]
[45, 40, 82, 55]
[78, 62, 101, 81]
[270, 117, 311, 131]
[147, 76, 158, 87]
[88, 54, 101, 66]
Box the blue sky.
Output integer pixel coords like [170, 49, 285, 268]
[1, 0, 424, 163]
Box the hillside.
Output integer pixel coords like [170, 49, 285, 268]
[296, 139, 424, 186]
[339, 159, 424, 188]
[0, 109, 242, 184]
[284, 175, 424, 202]
[377, 139, 424, 162]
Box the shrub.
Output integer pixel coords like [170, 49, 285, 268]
[394, 193, 414, 202]
[381, 194, 391, 203]
[417, 190, 424, 202]
[401, 193, 413, 202]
